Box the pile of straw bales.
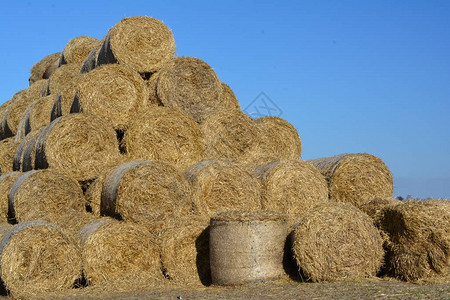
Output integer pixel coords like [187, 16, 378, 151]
[0, 15, 447, 298]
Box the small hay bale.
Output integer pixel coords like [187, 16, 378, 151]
[292, 202, 384, 282]
[0, 220, 82, 299]
[218, 82, 241, 110]
[160, 215, 210, 286]
[35, 113, 121, 181]
[0, 172, 21, 222]
[308, 153, 393, 206]
[122, 107, 204, 170]
[97, 16, 175, 73]
[16, 94, 56, 140]
[0, 138, 16, 174]
[210, 210, 287, 285]
[78, 218, 164, 288]
[50, 74, 85, 120]
[254, 160, 329, 228]
[59, 36, 99, 65]
[29, 52, 61, 84]
[379, 199, 450, 281]
[201, 109, 262, 161]
[47, 63, 82, 95]
[156, 57, 222, 123]
[8, 169, 89, 234]
[184, 159, 262, 216]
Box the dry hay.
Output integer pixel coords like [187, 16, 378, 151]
[47, 63, 82, 95]
[50, 74, 85, 120]
[0, 138, 16, 174]
[59, 36, 99, 65]
[218, 82, 241, 110]
[254, 160, 329, 228]
[146, 71, 163, 106]
[156, 57, 222, 123]
[308, 153, 393, 206]
[35, 113, 121, 181]
[97, 16, 175, 73]
[359, 197, 402, 224]
[160, 215, 211, 286]
[78, 218, 164, 288]
[71, 64, 148, 129]
[379, 199, 450, 282]
[292, 202, 384, 282]
[80, 38, 103, 74]
[15, 126, 45, 172]
[29, 52, 61, 84]
[0, 220, 82, 299]
[122, 107, 204, 170]
[201, 109, 262, 161]
[8, 169, 89, 234]
[0, 172, 21, 222]
[85, 166, 117, 217]
[184, 159, 262, 217]
[210, 210, 287, 285]
[0, 100, 12, 140]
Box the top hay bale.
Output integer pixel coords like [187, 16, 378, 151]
[97, 16, 175, 73]
[308, 153, 393, 206]
[29, 52, 61, 85]
[59, 36, 99, 65]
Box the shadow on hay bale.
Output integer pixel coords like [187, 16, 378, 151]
[29, 52, 61, 85]
[50, 74, 85, 121]
[16, 95, 56, 140]
[0, 173, 21, 223]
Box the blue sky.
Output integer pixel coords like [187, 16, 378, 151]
[1, 1, 449, 198]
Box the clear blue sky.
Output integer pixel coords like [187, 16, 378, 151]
[1, 1, 449, 199]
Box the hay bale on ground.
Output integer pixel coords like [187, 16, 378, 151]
[0, 138, 17, 174]
[50, 74, 85, 120]
[0, 172, 21, 222]
[78, 218, 164, 288]
[59, 36, 99, 65]
[156, 57, 222, 123]
[160, 215, 211, 286]
[379, 199, 450, 282]
[47, 63, 82, 95]
[71, 64, 148, 130]
[210, 210, 287, 285]
[29, 52, 61, 84]
[122, 107, 204, 170]
[184, 159, 262, 216]
[308, 153, 393, 206]
[97, 16, 175, 73]
[218, 82, 241, 110]
[8, 169, 89, 234]
[0, 220, 82, 299]
[254, 160, 328, 228]
[35, 113, 121, 181]
[201, 109, 262, 161]
[16, 95, 56, 140]
[292, 202, 384, 282]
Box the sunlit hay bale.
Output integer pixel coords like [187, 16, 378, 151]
[59, 36, 99, 66]
[34, 113, 121, 181]
[0, 172, 21, 222]
[8, 169, 89, 234]
[17, 126, 45, 172]
[29, 52, 61, 84]
[71, 64, 148, 130]
[184, 159, 262, 216]
[254, 160, 329, 228]
[47, 63, 82, 95]
[0, 220, 82, 299]
[146, 71, 163, 106]
[0, 138, 16, 174]
[210, 210, 287, 285]
[160, 215, 210, 286]
[156, 57, 222, 123]
[97, 16, 175, 73]
[97, 161, 191, 228]
[201, 109, 262, 161]
[379, 199, 450, 282]
[218, 82, 240, 110]
[292, 202, 384, 282]
[50, 74, 85, 120]
[78, 218, 164, 288]
[122, 107, 204, 170]
[308, 153, 393, 207]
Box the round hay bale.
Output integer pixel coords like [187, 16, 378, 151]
[50, 74, 85, 121]
[254, 160, 329, 228]
[201, 109, 262, 161]
[146, 71, 163, 106]
[16, 95, 56, 140]
[218, 82, 240, 110]
[17, 126, 45, 172]
[379, 199, 450, 281]
[97, 16, 175, 73]
[122, 107, 204, 170]
[160, 215, 210, 286]
[0, 138, 16, 174]
[47, 63, 82, 95]
[8, 169, 89, 234]
[184, 159, 262, 216]
[97, 160, 191, 227]
[359, 197, 402, 224]
[29, 52, 61, 84]
[292, 202, 384, 282]
[80, 38, 104, 74]
[210, 210, 287, 285]
[35, 113, 121, 181]
[156, 57, 222, 123]
[71, 64, 148, 130]
[0, 100, 12, 140]
[0, 220, 82, 299]
[308, 153, 393, 206]
[59, 36, 99, 65]
[85, 166, 116, 217]
[78, 218, 164, 288]
[0, 172, 21, 222]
